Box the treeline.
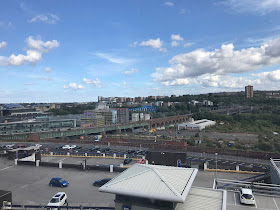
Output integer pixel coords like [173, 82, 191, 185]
[193, 111, 280, 133]
[48, 103, 96, 115]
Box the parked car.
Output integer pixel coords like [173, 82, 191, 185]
[93, 178, 112, 187]
[62, 145, 70, 150]
[18, 144, 26, 148]
[124, 158, 132, 165]
[49, 177, 69, 188]
[69, 145, 77, 149]
[74, 146, 82, 150]
[55, 145, 63, 149]
[239, 188, 255, 205]
[5, 144, 14, 149]
[47, 192, 67, 209]
[127, 149, 135, 153]
[31, 144, 42, 147]
[90, 146, 100, 151]
[136, 159, 146, 164]
[101, 148, 110, 152]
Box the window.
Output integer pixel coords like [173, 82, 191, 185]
[50, 198, 59, 203]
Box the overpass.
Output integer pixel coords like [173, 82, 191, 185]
[0, 114, 191, 141]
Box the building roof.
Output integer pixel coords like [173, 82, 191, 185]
[176, 187, 226, 210]
[99, 164, 198, 203]
[3, 104, 24, 109]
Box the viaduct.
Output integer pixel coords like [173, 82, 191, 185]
[0, 114, 192, 141]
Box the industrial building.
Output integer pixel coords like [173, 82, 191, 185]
[132, 113, 150, 122]
[177, 119, 216, 131]
[0, 117, 76, 135]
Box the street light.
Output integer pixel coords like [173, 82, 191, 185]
[215, 153, 218, 181]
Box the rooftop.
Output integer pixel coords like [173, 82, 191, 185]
[100, 164, 198, 203]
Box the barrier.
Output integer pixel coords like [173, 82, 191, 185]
[2, 204, 115, 209]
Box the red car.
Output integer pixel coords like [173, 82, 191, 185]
[137, 159, 146, 164]
[18, 144, 26, 148]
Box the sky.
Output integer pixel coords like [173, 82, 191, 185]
[1, 0, 280, 103]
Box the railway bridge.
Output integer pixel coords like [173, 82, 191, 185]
[0, 114, 191, 141]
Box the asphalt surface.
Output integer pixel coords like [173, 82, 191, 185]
[0, 158, 266, 208]
[227, 191, 280, 210]
[0, 142, 269, 172]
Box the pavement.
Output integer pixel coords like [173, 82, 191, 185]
[227, 191, 280, 210]
[0, 157, 273, 208]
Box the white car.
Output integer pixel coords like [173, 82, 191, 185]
[69, 145, 76, 149]
[47, 192, 67, 209]
[239, 188, 255, 205]
[62, 145, 70, 150]
[5, 144, 14, 149]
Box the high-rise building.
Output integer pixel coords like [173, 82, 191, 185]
[113, 108, 129, 124]
[245, 85, 253, 98]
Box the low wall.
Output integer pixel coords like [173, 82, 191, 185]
[0, 190, 12, 207]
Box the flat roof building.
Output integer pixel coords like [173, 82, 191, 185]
[178, 119, 216, 131]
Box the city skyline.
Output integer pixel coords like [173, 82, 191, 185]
[1, 0, 280, 103]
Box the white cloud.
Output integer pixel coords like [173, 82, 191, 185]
[130, 41, 138, 47]
[252, 69, 280, 82]
[162, 78, 190, 86]
[171, 41, 179, 47]
[26, 36, 59, 53]
[45, 67, 52, 72]
[63, 83, 85, 90]
[29, 13, 60, 24]
[159, 48, 168, 52]
[165, 2, 174, 6]
[140, 38, 163, 49]
[152, 37, 280, 86]
[0, 36, 59, 66]
[184, 42, 194, 47]
[122, 81, 127, 85]
[93, 53, 133, 64]
[221, 0, 280, 14]
[171, 34, 183, 41]
[0, 41, 7, 48]
[83, 78, 102, 87]
[179, 9, 186, 14]
[124, 68, 138, 75]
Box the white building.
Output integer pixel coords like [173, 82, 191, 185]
[132, 113, 139, 122]
[144, 113, 150, 121]
[177, 119, 216, 131]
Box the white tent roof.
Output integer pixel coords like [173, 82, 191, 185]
[99, 164, 198, 203]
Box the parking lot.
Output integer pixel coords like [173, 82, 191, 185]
[0, 157, 265, 207]
[0, 158, 116, 206]
[227, 191, 280, 210]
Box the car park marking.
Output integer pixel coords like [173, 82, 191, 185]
[233, 192, 237, 205]
[0, 165, 14, 172]
[56, 157, 68, 163]
[273, 198, 279, 210]
[20, 184, 29, 189]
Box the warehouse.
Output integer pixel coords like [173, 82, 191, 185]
[177, 119, 216, 131]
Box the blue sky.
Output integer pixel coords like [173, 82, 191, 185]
[1, 0, 280, 103]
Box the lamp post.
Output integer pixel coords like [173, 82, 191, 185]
[215, 153, 218, 181]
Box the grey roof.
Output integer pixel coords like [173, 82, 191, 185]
[176, 187, 226, 210]
[99, 164, 198, 203]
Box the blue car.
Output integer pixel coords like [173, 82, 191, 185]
[49, 177, 69, 187]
